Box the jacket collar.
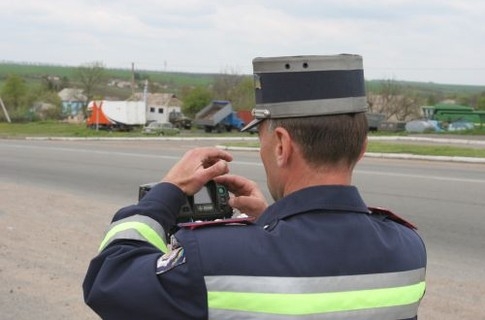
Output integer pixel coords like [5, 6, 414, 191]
[256, 185, 369, 226]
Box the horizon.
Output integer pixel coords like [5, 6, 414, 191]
[2, 60, 484, 89]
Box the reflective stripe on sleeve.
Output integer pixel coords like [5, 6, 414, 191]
[205, 268, 426, 319]
[98, 215, 168, 253]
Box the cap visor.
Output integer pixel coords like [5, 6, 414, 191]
[240, 119, 263, 132]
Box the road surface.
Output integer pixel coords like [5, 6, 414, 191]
[1, 139, 484, 319]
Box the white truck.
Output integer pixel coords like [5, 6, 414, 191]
[86, 100, 182, 131]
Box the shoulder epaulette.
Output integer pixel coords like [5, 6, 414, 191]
[368, 206, 417, 230]
[178, 217, 255, 230]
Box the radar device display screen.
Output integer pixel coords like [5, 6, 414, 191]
[138, 181, 233, 222]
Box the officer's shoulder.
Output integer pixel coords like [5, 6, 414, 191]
[177, 217, 255, 230]
[368, 206, 417, 230]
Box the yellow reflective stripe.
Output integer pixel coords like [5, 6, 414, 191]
[98, 221, 168, 253]
[208, 281, 425, 315]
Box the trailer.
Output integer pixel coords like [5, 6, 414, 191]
[86, 99, 184, 131]
[86, 100, 146, 131]
[194, 100, 244, 133]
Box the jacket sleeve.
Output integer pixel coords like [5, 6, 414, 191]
[82, 183, 208, 319]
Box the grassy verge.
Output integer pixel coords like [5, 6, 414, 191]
[0, 121, 255, 138]
[0, 122, 139, 137]
[366, 141, 485, 158]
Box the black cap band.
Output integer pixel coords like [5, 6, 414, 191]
[255, 69, 365, 105]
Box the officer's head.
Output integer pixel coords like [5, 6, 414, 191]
[244, 55, 369, 199]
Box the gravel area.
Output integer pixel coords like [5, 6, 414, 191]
[0, 182, 116, 320]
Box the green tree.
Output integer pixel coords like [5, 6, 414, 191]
[76, 61, 106, 115]
[1, 74, 27, 110]
[0, 74, 28, 121]
[367, 79, 422, 121]
[41, 75, 62, 92]
[456, 94, 472, 107]
[229, 76, 254, 110]
[181, 86, 212, 116]
[213, 69, 243, 100]
[212, 68, 255, 111]
[26, 86, 63, 120]
[60, 76, 70, 89]
[476, 93, 485, 110]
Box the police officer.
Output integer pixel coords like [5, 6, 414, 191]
[83, 54, 426, 319]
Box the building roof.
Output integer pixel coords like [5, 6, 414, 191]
[132, 93, 182, 107]
[58, 88, 87, 102]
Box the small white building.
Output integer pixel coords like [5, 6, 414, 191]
[132, 93, 183, 123]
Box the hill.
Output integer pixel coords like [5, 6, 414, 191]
[0, 62, 216, 99]
[366, 79, 485, 97]
[1, 62, 484, 100]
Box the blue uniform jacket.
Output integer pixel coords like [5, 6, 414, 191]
[83, 183, 426, 319]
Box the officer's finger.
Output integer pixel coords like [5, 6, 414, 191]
[193, 160, 229, 190]
[229, 195, 267, 218]
[214, 174, 254, 196]
[199, 148, 233, 168]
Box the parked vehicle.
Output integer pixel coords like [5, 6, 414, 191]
[405, 120, 441, 133]
[86, 99, 185, 131]
[378, 121, 406, 132]
[366, 112, 386, 132]
[237, 110, 258, 133]
[168, 110, 192, 129]
[142, 122, 180, 136]
[194, 100, 245, 133]
[86, 100, 146, 131]
[422, 104, 481, 123]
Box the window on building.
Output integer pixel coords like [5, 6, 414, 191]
[150, 107, 155, 113]
[158, 108, 164, 114]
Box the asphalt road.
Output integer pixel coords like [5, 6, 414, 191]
[1, 139, 484, 319]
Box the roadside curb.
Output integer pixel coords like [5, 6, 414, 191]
[25, 136, 258, 142]
[363, 152, 485, 164]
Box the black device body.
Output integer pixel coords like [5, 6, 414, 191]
[138, 181, 233, 222]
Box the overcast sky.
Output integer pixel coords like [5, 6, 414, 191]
[1, 0, 484, 85]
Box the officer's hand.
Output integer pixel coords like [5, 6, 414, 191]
[214, 174, 268, 219]
[162, 147, 233, 195]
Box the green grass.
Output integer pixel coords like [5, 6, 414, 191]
[366, 141, 485, 158]
[0, 121, 253, 138]
[0, 121, 142, 137]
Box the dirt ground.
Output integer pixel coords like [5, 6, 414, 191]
[1, 181, 483, 319]
[0, 182, 115, 320]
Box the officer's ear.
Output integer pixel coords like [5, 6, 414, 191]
[273, 126, 293, 168]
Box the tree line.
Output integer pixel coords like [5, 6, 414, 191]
[1, 62, 485, 123]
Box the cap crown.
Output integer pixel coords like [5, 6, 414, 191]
[252, 54, 367, 119]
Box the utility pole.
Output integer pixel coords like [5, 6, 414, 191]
[131, 62, 135, 96]
[0, 97, 11, 123]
